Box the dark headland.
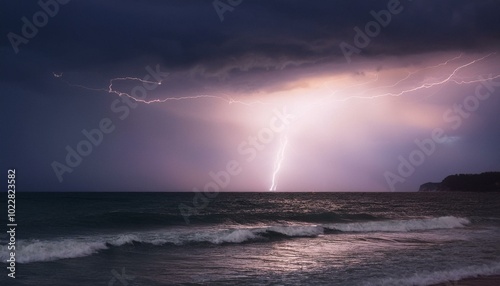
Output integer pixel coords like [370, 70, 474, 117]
[419, 172, 500, 192]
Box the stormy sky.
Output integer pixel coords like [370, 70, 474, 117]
[1, 0, 500, 192]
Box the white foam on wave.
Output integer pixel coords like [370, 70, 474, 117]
[365, 261, 500, 286]
[0, 217, 471, 264]
[0, 239, 108, 263]
[108, 234, 140, 246]
[325, 216, 470, 233]
[268, 225, 323, 237]
[0, 234, 141, 264]
[186, 225, 323, 244]
[205, 229, 261, 244]
[0, 225, 322, 263]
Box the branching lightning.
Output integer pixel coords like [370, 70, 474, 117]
[333, 52, 496, 102]
[268, 52, 500, 191]
[55, 52, 499, 192]
[57, 74, 269, 107]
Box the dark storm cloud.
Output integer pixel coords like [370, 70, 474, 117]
[2, 0, 500, 83]
[2, 1, 500, 192]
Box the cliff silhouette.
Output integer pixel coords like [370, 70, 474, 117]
[419, 172, 500, 192]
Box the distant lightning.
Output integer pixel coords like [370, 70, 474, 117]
[104, 76, 234, 104]
[268, 52, 500, 191]
[334, 52, 496, 102]
[54, 52, 499, 192]
[55, 73, 269, 107]
[450, 74, 500, 85]
[295, 53, 497, 120]
[363, 53, 463, 93]
[269, 134, 289, 191]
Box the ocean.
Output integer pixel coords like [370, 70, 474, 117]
[1, 192, 500, 286]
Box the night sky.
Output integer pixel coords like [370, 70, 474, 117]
[2, 0, 500, 192]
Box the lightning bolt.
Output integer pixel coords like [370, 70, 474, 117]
[269, 134, 288, 191]
[107, 76, 270, 105]
[268, 52, 499, 191]
[56, 73, 270, 107]
[333, 52, 496, 102]
[296, 52, 497, 117]
[54, 52, 499, 192]
[362, 53, 463, 93]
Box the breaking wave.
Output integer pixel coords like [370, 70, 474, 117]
[0, 216, 469, 264]
[325, 216, 470, 233]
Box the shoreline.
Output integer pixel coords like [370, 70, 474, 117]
[431, 275, 500, 286]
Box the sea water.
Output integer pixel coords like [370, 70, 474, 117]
[1, 192, 500, 285]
